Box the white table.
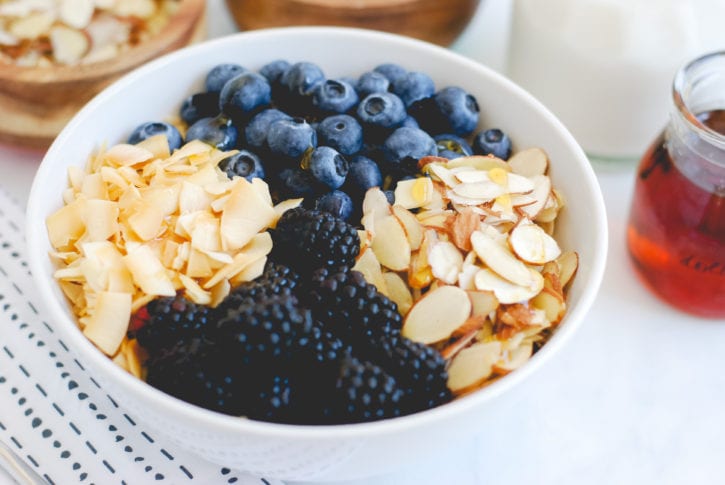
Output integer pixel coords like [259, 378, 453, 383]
[2, 1, 723, 484]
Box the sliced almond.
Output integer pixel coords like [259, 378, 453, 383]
[467, 290, 499, 317]
[446, 155, 510, 172]
[391, 205, 424, 251]
[452, 181, 505, 201]
[447, 208, 480, 252]
[427, 240, 463, 284]
[508, 218, 561, 265]
[517, 175, 551, 219]
[447, 341, 502, 392]
[48, 25, 91, 64]
[402, 285, 471, 344]
[60, 0, 95, 29]
[557, 251, 579, 288]
[382, 272, 413, 315]
[493, 342, 533, 374]
[394, 177, 434, 209]
[9, 12, 55, 40]
[371, 214, 410, 271]
[440, 329, 479, 360]
[471, 230, 536, 287]
[474, 268, 544, 304]
[352, 248, 388, 295]
[507, 148, 549, 177]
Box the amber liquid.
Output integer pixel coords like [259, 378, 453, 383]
[627, 110, 725, 318]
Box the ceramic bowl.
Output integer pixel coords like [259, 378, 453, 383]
[26, 27, 607, 482]
[0, 0, 206, 149]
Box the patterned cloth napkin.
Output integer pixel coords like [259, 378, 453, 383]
[0, 187, 281, 485]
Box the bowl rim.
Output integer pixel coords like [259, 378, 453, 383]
[27, 26, 608, 440]
[0, 0, 205, 84]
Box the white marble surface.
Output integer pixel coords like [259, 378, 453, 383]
[2, 1, 724, 484]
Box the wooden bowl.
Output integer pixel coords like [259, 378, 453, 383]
[0, 0, 207, 150]
[225, 0, 480, 47]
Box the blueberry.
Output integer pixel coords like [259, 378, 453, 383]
[219, 72, 272, 122]
[279, 61, 325, 113]
[434, 133, 473, 159]
[473, 128, 512, 160]
[383, 126, 437, 176]
[314, 190, 354, 221]
[401, 115, 420, 129]
[312, 79, 359, 115]
[356, 92, 406, 138]
[423, 87, 480, 136]
[267, 117, 317, 163]
[259, 59, 290, 84]
[185, 115, 238, 150]
[277, 168, 318, 198]
[373, 63, 407, 86]
[128, 121, 183, 151]
[245, 109, 292, 150]
[356, 71, 390, 97]
[205, 63, 246, 93]
[345, 155, 383, 196]
[317, 114, 363, 156]
[218, 149, 265, 181]
[302, 146, 349, 190]
[179, 92, 220, 125]
[392, 71, 435, 107]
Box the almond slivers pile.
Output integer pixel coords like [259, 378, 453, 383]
[46, 135, 300, 368]
[353, 148, 578, 396]
[0, 0, 179, 66]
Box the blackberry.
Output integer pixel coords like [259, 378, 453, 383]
[270, 207, 360, 272]
[215, 291, 313, 364]
[332, 355, 406, 423]
[145, 339, 248, 415]
[308, 266, 402, 347]
[213, 261, 301, 320]
[374, 336, 451, 413]
[244, 375, 294, 423]
[131, 293, 212, 354]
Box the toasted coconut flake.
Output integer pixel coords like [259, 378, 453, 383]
[272, 198, 303, 227]
[179, 274, 212, 305]
[123, 245, 176, 296]
[104, 143, 154, 167]
[82, 291, 132, 356]
[81, 199, 118, 242]
[220, 178, 277, 251]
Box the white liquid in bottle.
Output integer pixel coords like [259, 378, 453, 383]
[507, 0, 725, 160]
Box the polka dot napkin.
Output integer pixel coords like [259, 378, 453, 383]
[0, 187, 280, 485]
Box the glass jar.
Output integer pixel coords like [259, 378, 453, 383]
[627, 51, 725, 318]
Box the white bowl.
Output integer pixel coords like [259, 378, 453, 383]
[26, 27, 608, 482]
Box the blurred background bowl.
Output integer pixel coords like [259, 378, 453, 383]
[225, 0, 481, 46]
[26, 27, 606, 482]
[0, 0, 206, 150]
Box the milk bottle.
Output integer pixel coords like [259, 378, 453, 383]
[507, 0, 725, 160]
